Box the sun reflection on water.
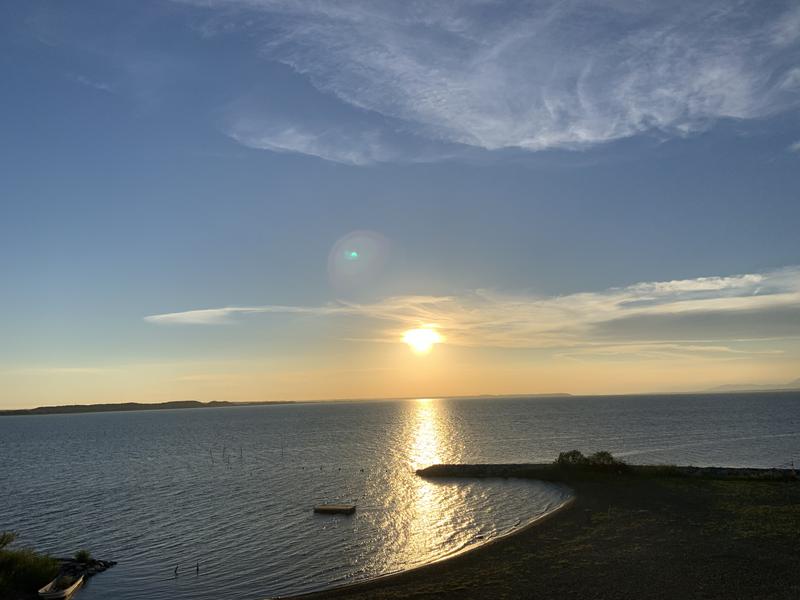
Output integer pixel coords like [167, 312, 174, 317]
[398, 398, 452, 560]
[409, 398, 443, 471]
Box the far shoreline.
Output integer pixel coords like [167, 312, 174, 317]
[0, 394, 573, 416]
[2, 388, 798, 417]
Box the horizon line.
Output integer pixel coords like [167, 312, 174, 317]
[3, 385, 799, 414]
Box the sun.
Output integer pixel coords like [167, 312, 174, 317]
[403, 328, 442, 354]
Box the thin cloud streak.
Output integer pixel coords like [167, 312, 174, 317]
[177, 0, 800, 160]
[144, 305, 347, 325]
[6, 367, 116, 375]
[554, 342, 784, 363]
[227, 118, 394, 166]
[64, 73, 115, 94]
[145, 266, 800, 356]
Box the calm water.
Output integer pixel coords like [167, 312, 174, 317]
[1, 393, 799, 599]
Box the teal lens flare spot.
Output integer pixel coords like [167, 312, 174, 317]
[346, 250, 360, 260]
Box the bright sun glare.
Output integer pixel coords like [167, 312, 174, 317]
[403, 328, 442, 354]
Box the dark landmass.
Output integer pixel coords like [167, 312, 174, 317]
[0, 400, 244, 416]
[3, 386, 797, 416]
[291, 463, 800, 600]
[707, 377, 800, 393]
[454, 392, 573, 400]
[454, 393, 572, 399]
[0, 394, 572, 416]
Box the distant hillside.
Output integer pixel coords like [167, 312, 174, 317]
[708, 378, 800, 393]
[455, 393, 572, 399]
[0, 393, 574, 416]
[0, 400, 236, 416]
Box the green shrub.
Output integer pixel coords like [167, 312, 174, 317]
[0, 533, 59, 598]
[74, 549, 92, 563]
[588, 451, 622, 466]
[555, 450, 625, 469]
[555, 450, 588, 466]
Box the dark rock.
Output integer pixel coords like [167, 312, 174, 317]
[55, 557, 117, 580]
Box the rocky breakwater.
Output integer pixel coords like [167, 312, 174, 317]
[416, 463, 561, 480]
[416, 463, 798, 481]
[56, 557, 117, 578]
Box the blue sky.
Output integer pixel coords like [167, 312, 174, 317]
[2, 1, 800, 407]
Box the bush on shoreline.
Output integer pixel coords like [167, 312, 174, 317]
[555, 450, 626, 470]
[0, 531, 59, 599]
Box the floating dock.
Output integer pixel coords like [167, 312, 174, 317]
[313, 504, 356, 515]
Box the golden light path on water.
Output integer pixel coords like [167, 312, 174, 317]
[398, 398, 448, 563]
[379, 398, 569, 573]
[410, 398, 443, 470]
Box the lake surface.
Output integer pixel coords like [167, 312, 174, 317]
[1, 392, 798, 599]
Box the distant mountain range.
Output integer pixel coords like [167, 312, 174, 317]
[707, 378, 800, 393]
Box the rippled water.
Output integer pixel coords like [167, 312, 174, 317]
[1, 392, 798, 599]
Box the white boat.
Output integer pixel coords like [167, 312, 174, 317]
[38, 574, 84, 599]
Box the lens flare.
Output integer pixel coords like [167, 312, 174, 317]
[327, 230, 389, 294]
[403, 328, 442, 354]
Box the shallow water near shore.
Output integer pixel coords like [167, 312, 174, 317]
[1, 392, 798, 599]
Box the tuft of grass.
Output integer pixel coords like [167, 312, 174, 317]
[635, 464, 683, 478]
[700, 480, 800, 539]
[0, 532, 16, 550]
[74, 549, 92, 563]
[0, 532, 59, 598]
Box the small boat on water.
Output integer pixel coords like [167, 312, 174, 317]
[38, 574, 84, 599]
[313, 504, 356, 515]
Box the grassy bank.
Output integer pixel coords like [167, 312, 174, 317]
[291, 462, 800, 599]
[0, 533, 59, 600]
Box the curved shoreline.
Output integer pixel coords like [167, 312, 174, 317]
[274, 491, 576, 600]
[274, 463, 797, 599]
[276, 464, 800, 600]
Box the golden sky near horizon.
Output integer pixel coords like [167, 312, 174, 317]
[2, 335, 798, 409]
[3, 267, 800, 409]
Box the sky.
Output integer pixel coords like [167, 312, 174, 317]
[1, 0, 799, 408]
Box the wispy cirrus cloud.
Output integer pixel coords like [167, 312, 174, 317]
[226, 115, 399, 166]
[64, 72, 114, 94]
[145, 266, 800, 358]
[225, 111, 467, 165]
[175, 0, 800, 162]
[554, 342, 784, 363]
